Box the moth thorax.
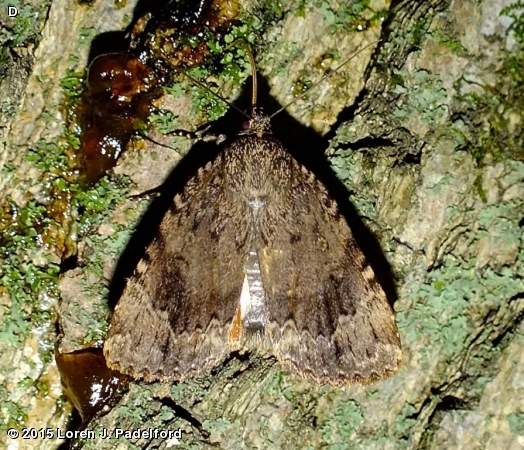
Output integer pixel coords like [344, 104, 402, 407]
[240, 250, 266, 332]
[247, 196, 267, 209]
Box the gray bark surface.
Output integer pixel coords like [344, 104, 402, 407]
[0, 0, 523, 449]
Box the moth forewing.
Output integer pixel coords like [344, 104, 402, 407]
[104, 153, 248, 381]
[246, 142, 401, 385]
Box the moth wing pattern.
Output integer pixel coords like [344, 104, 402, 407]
[104, 156, 249, 381]
[259, 161, 402, 385]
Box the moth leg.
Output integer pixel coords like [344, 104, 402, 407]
[164, 125, 227, 145]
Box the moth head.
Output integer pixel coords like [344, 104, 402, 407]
[240, 107, 272, 138]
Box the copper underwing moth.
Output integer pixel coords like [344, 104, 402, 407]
[104, 45, 402, 386]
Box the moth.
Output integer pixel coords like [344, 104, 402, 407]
[104, 48, 402, 386]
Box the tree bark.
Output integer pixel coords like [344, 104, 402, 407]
[1, 0, 523, 449]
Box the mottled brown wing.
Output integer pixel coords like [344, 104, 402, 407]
[104, 157, 249, 382]
[258, 163, 402, 386]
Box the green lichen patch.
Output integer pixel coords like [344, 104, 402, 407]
[450, 6, 524, 183]
[320, 399, 364, 447]
[502, 1, 524, 67]
[398, 241, 523, 365]
[58, 175, 136, 350]
[507, 411, 524, 435]
[0, 187, 63, 351]
[393, 69, 448, 125]
[0, 0, 50, 49]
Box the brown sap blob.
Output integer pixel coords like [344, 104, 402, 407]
[75, 0, 240, 182]
[78, 53, 155, 183]
[55, 347, 129, 425]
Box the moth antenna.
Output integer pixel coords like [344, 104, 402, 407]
[247, 45, 258, 108]
[182, 71, 250, 119]
[224, 38, 258, 108]
[181, 39, 259, 119]
[270, 39, 381, 119]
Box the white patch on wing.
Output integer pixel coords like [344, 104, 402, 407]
[240, 250, 266, 329]
[239, 273, 251, 319]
